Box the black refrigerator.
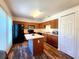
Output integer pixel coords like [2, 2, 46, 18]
[12, 24, 25, 44]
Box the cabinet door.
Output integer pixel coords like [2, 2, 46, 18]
[51, 19, 58, 28]
[59, 13, 76, 58]
[33, 38, 44, 56]
[47, 35, 58, 48]
[39, 23, 44, 28]
[43, 34, 47, 42]
[51, 35, 58, 48]
[47, 35, 52, 45]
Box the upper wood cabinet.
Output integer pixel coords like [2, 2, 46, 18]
[13, 21, 40, 29]
[38, 23, 45, 28]
[38, 19, 58, 29]
[50, 19, 58, 28]
[27, 23, 39, 29]
[13, 19, 58, 29]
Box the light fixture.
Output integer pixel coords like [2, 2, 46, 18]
[30, 10, 43, 18]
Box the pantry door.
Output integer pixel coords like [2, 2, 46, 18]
[59, 13, 76, 58]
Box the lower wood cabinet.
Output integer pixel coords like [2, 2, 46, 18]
[47, 34, 58, 48]
[28, 38, 44, 56]
[42, 34, 48, 42]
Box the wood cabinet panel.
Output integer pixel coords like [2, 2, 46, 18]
[13, 19, 58, 29]
[33, 38, 44, 56]
[51, 19, 58, 28]
[13, 21, 40, 29]
[38, 23, 42, 28]
[47, 34, 58, 48]
[51, 35, 58, 48]
[42, 34, 48, 42]
[38, 23, 45, 28]
[28, 38, 44, 56]
[38, 19, 58, 29]
[42, 34, 58, 48]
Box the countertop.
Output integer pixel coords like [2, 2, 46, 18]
[43, 32, 58, 36]
[25, 34, 44, 40]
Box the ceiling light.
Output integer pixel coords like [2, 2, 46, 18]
[30, 10, 43, 18]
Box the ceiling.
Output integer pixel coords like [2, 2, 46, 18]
[6, 0, 79, 21]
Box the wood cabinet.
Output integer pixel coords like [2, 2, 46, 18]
[51, 19, 58, 28]
[42, 33, 58, 48]
[38, 23, 45, 28]
[42, 34, 48, 42]
[38, 19, 58, 29]
[23, 23, 40, 29]
[13, 19, 58, 29]
[28, 38, 44, 56]
[38, 23, 43, 28]
[27, 23, 39, 29]
[33, 38, 44, 56]
[13, 21, 40, 29]
[46, 34, 58, 48]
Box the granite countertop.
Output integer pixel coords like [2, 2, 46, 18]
[43, 32, 58, 36]
[25, 34, 44, 40]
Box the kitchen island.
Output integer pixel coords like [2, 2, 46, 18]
[25, 34, 44, 56]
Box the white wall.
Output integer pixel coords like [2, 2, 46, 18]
[0, 0, 12, 53]
[43, 5, 79, 22]
[0, 0, 11, 16]
[76, 6, 79, 59]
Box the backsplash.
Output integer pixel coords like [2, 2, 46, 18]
[24, 28, 58, 34]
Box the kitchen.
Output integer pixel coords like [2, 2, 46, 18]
[0, 0, 79, 59]
[13, 18, 58, 48]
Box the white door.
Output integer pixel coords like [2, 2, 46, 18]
[59, 13, 76, 58]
